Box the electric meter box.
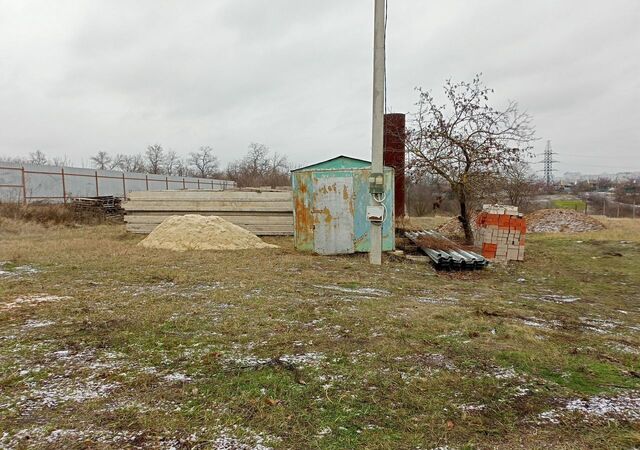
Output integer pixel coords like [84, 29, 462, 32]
[368, 173, 385, 194]
[366, 205, 384, 223]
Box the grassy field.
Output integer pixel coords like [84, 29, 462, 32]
[0, 216, 639, 449]
[551, 199, 587, 211]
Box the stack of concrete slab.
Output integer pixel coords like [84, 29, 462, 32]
[123, 190, 293, 236]
[474, 205, 526, 262]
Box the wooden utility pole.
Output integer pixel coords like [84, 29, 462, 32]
[369, 0, 386, 265]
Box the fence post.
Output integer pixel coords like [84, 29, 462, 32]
[95, 171, 99, 196]
[21, 166, 27, 205]
[61, 167, 67, 204]
[197, 179, 200, 190]
[122, 173, 126, 198]
[165, 176, 169, 190]
[145, 175, 149, 190]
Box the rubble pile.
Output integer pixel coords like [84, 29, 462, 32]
[526, 209, 605, 233]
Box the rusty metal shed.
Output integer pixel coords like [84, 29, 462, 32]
[291, 155, 395, 255]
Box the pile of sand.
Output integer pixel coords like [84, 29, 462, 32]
[526, 209, 605, 233]
[138, 215, 278, 251]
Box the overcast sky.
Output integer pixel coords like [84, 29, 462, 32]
[0, 0, 638, 175]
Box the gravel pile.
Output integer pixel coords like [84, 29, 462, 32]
[526, 209, 605, 233]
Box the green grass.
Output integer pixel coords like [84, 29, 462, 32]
[552, 199, 587, 211]
[0, 217, 639, 449]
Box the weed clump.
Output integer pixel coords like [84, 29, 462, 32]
[0, 202, 105, 226]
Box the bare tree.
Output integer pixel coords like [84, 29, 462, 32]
[500, 162, 542, 211]
[29, 150, 49, 165]
[0, 155, 28, 164]
[109, 153, 128, 170]
[110, 153, 146, 173]
[615, 180, 640, 205]
[164, 150, 181, 176]
[51, 155, 72, 167]
[226, 143, 290, 188]
[145, 144, 165, 174]
[267, 152, 288, 188]
[189, 146, 219, 178]
[174, 158, 190, 177]
[90, 151, 112, 170]
[126, 154, 147, 173]
[244, 143, 270, 177]
[406, 75, 535, 243]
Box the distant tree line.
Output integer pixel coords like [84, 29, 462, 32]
[0, 150, 72, 168]
[615, 180, 640, 205]
[0, 143, 291, 188]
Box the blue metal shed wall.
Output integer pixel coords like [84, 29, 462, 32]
[292, 167, 395, 254]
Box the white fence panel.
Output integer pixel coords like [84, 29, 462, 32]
[0, 162, 235, 203]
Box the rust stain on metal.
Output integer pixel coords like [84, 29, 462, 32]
[322, 207, 332, 223]
[294, 179, 314, 244]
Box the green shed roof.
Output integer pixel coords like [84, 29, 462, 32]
[291, 155, 372, 172]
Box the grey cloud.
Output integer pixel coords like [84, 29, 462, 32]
[0, 0, 638, 174]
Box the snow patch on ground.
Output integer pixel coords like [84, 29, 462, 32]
[538, 391, 640, 423]
[0, 425, 278, 450]
[537, 410, 561, 424]
[163, 372, 192, 383]
[0, 262, 39, 278]
[459, 403, 486, 412]
[565, 393, 640, 419]
[0, 345, 198, 420]
[0, 348, 124, 414]
[1, 294, 72, 311]
[280, 352, 325, 365]
[313, 285, 391, 297]
[0, 427, 145, 449]
[118, 281, 226, 299]
[519, 317, 562, 329]
[539, 294, 580, 303]
[491, 367, 519, 380]
[397, 353, 458, 381]
[579, 317, 623, 334]
[609, 342, 640, 355]
[414, 296, 459, 305]
[521, 293, 580, 304]
[222, 352, 326, 369]
[27, 377, 119, 408]
[21, 319, 55, 329]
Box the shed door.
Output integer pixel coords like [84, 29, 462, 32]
[313, 176, 354, 255]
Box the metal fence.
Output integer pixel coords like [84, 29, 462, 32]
[0, 163, 235, 204]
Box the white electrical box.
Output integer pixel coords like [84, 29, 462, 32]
[366, 205, 384, 223]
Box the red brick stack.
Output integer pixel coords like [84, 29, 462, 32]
[474, 205, 526, 262]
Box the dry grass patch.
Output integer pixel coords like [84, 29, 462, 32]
[0, 202, 106, 227]
[0, 220, 638, 449]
